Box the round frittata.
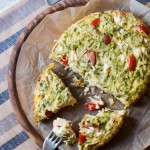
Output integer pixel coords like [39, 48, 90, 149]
[50, 10, 150, 107]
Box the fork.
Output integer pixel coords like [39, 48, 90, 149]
[45, 0, 61, 5]
[43, 131, 63, 150]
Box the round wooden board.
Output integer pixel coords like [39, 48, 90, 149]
[7, 0, 88, 148]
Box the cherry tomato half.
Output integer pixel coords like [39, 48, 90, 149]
[78, 133, 86, 143]
[93, 124, 99, 128]
[91, 18, 100, 27]
[84, 102, 96, 110]
[84, 50, 96, 66]
[60, 54, 68, 66]
[103, 34, 111, 45]
[45, 109, 52, 118]
[128, 54, 136, 71]
[136, 24, 149, 36]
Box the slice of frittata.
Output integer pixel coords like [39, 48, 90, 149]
[78, 108, 126, 150]
[53, 118, 77, 145]
[33, 64, 76, 122]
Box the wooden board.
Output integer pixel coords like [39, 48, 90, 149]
[7, 0, 88, 148]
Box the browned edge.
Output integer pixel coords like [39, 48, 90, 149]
[7, 0, 87, 148]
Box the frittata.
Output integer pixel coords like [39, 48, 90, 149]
[33, 64, 76, 122]
[50, 10, 150, 107]
[78, 108, 126, 150]
[53, 118, 77, 145]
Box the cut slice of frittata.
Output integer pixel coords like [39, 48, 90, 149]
[53, 118, 77, 145]
[33, 64, 76, 122]
[78, 108, 126, 150]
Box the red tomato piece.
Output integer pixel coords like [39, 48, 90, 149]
[45, 109, 52, 118]
[93, 124, 99, 128]
[136, 24, 149, 35]
[78, 133, 86, 143]
[103, 34, 111, 45]
[84, 102, 96, 110]
[128, 54, 136, 71]
[60, 54, 68, 66]
[84, 50, 96, 66]
[91, 18, 100, 27]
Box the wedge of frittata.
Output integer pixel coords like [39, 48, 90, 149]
[33, 64, 76, 122]
[78, 108, 126, 150]
[50, 10, 150, 107]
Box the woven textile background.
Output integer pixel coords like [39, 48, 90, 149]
[0, 0, 149, 150]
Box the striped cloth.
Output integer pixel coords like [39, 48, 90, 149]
[0, 0, 149, 150]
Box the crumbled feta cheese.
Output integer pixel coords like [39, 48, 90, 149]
[120, 54, 125, 63]
[84, 87, 90, 93]
[134, 48, 141, 58]
[120, 29, 124, 34]
[114, 15, 122, 25]
[117, 41, 128, 49]
[144, 38, 148, 43]
[103, 63, 111, 74]
[70, 51, 77, 61]
[88, 127, 95, 132]
[57, 45, 63, 52]
[141, 47, 146, 53]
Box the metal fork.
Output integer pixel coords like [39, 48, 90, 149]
[45, 0, 61, 5]
[43, 131, 63, 150]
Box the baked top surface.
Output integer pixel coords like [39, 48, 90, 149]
[78, 108, 126, 150]
[33, 64, 76, 122]
[51, 10, 150, 107]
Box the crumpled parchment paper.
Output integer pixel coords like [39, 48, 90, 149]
[16, 0, 150, 149]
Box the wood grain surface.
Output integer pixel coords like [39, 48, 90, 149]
[7, 0, 88, 148]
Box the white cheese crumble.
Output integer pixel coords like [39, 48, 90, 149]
[120, 29, 124, 34]
[114, 15, 121, 24]
[57, 44, 63, 52]
[144, 38, 147, 43]
[117, 41, 128, 49]
[134, 47, 141, 58]
[84, 87, 90, 93]
[103, 63, 111, 74]
[70, 51, 77, 61]
[114, 15, 123, 26]
[141, 47, 146, 53]
[120, 54, 125, 63]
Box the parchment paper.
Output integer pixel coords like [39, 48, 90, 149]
[16, 0, 150, 149]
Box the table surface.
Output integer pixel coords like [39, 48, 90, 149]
[0, 0, 150, 150]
